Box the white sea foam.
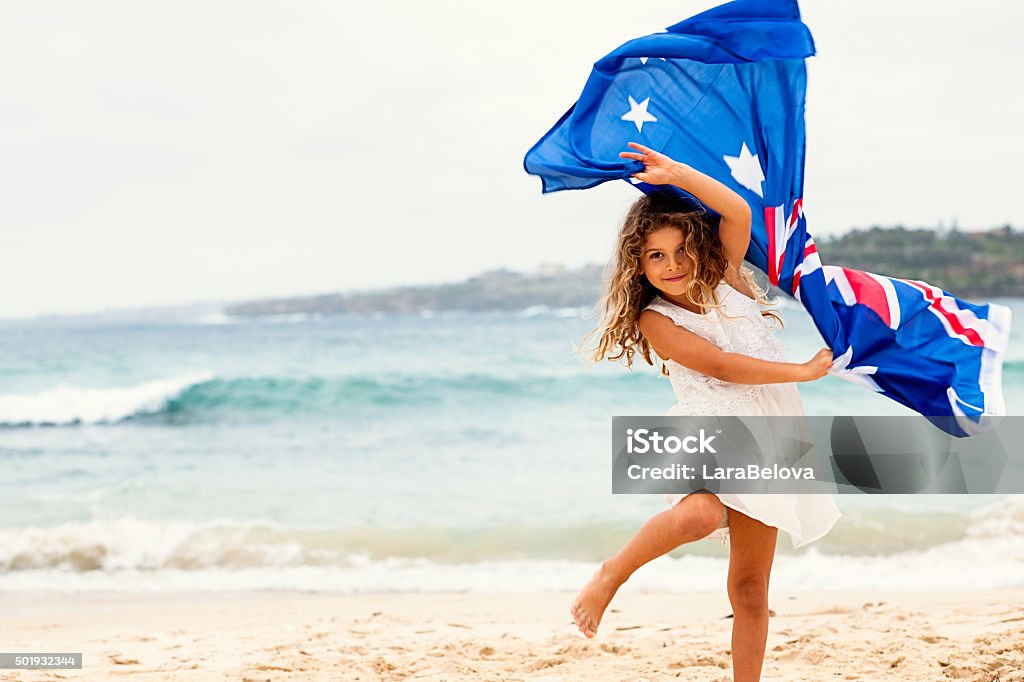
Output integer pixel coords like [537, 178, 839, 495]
[553, 306, 591, 319]
[518, 305, 590, 319]
[0, 498, 1021, 593]
[519, 305, 550, 318]
[0, 372, 215, 426]
[193, 312, 239, 326]
[257, 313, 323, 324]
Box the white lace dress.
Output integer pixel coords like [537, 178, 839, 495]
[644, 281, 841, 549]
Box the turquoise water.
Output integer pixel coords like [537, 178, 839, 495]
[0, 299, 1021, 593]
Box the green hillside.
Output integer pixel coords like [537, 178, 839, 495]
[225, 225, 1022, 317]
[819, 225, 1023, 298]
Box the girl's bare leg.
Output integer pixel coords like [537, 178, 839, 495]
[725, 509, 778, 682]
[570, 491, 724, 637]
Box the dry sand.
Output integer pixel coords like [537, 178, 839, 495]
[1, 588, 1023, 681]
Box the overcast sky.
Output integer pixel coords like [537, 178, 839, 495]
[1, 0, 1021, 319]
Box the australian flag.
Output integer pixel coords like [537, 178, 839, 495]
[523, 0, 1011, 437]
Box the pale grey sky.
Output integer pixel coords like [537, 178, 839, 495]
[1, 0, 1021, 319]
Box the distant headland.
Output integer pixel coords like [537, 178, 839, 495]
[225, 224, 1023, 318]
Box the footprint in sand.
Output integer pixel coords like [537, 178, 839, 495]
[106, 653, 140, 665]
[526, 656, 567, 671]
[598, 642, 632, 655]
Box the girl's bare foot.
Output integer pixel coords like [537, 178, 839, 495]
[570, 561, 623, 638]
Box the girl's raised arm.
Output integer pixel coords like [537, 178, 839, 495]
[620, 142, 752, 275]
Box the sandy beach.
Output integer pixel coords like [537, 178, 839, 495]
[1, 588, 1022, 681]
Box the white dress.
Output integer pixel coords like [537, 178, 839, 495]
[643, 280, 841, 549]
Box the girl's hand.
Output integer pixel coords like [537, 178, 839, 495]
[619, 142, 687, 185]
[800, 348, 833, 381]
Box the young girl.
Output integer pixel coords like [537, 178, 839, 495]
[571, 142, 842, 682]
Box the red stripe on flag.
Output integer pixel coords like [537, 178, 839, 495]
[903, 280, 985, 346]
[788, 198, 803, 228]
[841, 268, 891, 327]
[764, 206, 778, 285]
[792, 239, 817, 294]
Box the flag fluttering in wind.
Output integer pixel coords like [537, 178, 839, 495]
[524, 0, 1011, 437]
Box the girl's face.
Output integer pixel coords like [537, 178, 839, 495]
[640, 226, 693, 296]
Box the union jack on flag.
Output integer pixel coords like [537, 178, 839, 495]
[523, 0, 1011, 437]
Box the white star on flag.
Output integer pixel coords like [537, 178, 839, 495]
[828, 345, 883, 393]
[621, 96, 657, 134]
[639, 57, 667, 64]
[723, 142, 765, 198]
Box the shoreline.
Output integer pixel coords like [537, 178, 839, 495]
[2, 588, 1022, 680]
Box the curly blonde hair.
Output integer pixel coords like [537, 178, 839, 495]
[576, 193, 781, 376]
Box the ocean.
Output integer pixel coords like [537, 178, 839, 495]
[1, 297, 1021, 594]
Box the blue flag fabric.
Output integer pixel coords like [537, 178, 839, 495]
[524, 0, 1012, 437]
